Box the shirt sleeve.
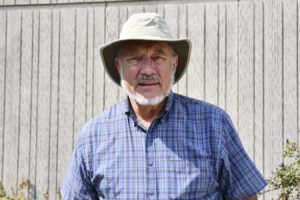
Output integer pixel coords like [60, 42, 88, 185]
[60, 137, 98, 200]
[218, 112, 267, 200]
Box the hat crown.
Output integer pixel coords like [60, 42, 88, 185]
[120, 13, 174, 40]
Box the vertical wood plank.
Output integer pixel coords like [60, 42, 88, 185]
[48, 9, 59, 200]
[57, 0, 68, 4]
[29, 10, 39, 199]
[127, 4, 144, 16]
[144, 3, 157, 13]
[156, 3, 164, 17]
[73, 8, 87, 143]
[283, 0, 298, 143]
[57, 8, 75, 193]
[205, 3, 219, 105]
[93, 6, 105, 114]
[35, 9, 52, 200]
[86, 8, 94, 121]
[118, 5, 127, 102]
[164, 4, 179, 94]
[264, 1, 283, 199]
[187, 3, 204, 100]
[238, 1, 254, 159]
[219, 3, 226, 110]
[298, 0, 300, 148]
[15, 0, 30, 5]
[3, 0, 15, 5]
[3, 10, 21, 192]
[104, 5, 119, 109]
[17, 10, 33, 198]
[0, 10, 6, 181]
[38, 0, 51, 4]
[254, 0, 264, 174]
[70, 0, 83, 3]
[226, 2, 238, 127]
[177, 4, 188, 96]
[30, 0, 38, 5]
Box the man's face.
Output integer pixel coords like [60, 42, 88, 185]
[115, 41, 178, 104]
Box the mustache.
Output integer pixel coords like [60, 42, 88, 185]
[136, 74, 160, 83]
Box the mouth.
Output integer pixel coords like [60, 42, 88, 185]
[138, 81, 160, 88]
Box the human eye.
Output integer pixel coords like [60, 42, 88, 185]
[127, 56, 140, 64]
[154, 56, 162, 60]
[152, 55, 165, 63]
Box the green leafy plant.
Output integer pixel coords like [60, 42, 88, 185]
[0, 179, 62, 200]
[57, 187, 62, 200]
[0, 179, 30, 200]
[261, 139, 300, 200]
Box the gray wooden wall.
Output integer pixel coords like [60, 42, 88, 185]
[0, 0, 299, 199]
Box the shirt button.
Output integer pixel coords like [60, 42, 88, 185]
[148, 191, 154, 196]
[147, 134, 151, 138]
[148, 161, 153, 166]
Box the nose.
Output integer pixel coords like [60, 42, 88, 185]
[140, 57, 155, 75]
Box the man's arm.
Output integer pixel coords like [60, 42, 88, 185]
[219, 113, 267, 199]
[244, 194, 258, 200]
[61, 141, 98, 199]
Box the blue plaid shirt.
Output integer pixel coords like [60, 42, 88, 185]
[61, 92, 267, 199]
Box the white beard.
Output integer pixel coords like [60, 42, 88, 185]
[120, 64, 175, 106]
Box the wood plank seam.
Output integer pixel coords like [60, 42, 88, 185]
[55, 10, 61, 200]
[1, 10, 7, 182]
[16, 10, 23, 192]
[253, 1, 256, 164]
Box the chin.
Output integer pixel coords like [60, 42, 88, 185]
[121, 80, 169, 106]
[135, 94, 166, 106]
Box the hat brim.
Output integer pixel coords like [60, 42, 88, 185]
[100, 38, 192, 86]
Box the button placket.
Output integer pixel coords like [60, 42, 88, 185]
[145, 129, 156, 199]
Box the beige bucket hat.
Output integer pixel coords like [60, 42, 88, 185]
[100, 12, 192, 86]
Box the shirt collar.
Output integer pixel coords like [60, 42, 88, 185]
[123, 91, 175, 118]
[161, 90, 174, 115]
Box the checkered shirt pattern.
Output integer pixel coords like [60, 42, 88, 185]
[61, 91, 267, 200]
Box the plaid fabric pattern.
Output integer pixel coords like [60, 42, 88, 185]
[61, 92, 267, 200]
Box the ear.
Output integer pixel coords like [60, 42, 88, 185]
[115, 57, 121, 73]
[172, 55, 178, 73]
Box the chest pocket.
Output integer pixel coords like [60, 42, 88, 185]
[92, 160, 146, 199]
[164, 156, 218, 199]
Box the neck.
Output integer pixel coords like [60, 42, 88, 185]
[129, 97, 167, 129]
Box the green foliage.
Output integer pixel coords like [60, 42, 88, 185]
[57, 187, 62, 200]
[262, 139, 300, 200]
[0, 180, 62, 200]
[0, 179, 30, 200]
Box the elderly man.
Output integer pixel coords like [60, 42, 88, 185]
[61, 13, 266, 199]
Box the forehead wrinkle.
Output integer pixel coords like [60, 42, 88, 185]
[153, 48, 168, 56]
[123, 49, 140, 57]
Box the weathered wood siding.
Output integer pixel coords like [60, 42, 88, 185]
[0, 0, 299, 199]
